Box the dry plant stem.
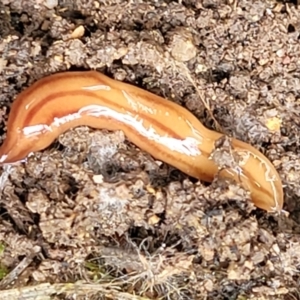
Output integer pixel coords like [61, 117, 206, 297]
[177, 62, 223, 133]
[0, 71, 283, 212]
[0, 246, 41, 289]
[0, 282, 152, 300]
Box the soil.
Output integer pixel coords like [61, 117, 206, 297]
[0, 0, 300, 299]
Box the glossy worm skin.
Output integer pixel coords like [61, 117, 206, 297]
[0, 71, 283, 212]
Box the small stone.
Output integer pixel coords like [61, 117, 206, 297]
[71, 25, 85, 39]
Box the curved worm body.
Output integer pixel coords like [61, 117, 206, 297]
[0, 71, 283, 212]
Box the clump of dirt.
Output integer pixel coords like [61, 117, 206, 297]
[0, 0, 300, 299]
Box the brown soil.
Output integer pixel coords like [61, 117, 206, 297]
[0, 0, 299, 299]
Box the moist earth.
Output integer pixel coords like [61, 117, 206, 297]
[0, 0, 300, 299]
